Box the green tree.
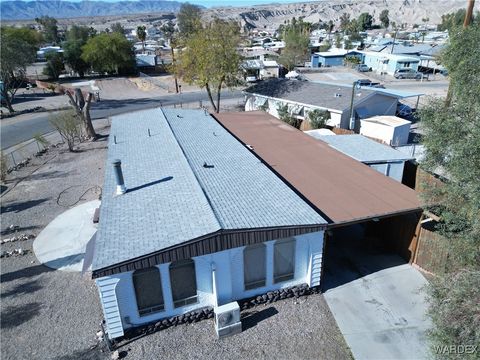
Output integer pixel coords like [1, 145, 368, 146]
[379, 9, 389, 28]
[42, 52, 64, 80]
[339, 13, 351, 31]
[35, 16, 59, 44]
[111, 23, 125, 35]
[1, 26, 43, 47]
[136, 25, 147, 50]
[176, 19, 241, 113]
[161, 20, 180, 93]
[81, 33, 135, 75]
[357, 13, 373, 31]
[177, 2, 202, 40]
[419, 22, 480, 358]
[279, 18, 310, 70]
[63, 25, 93, 77]
[277, 104, 301, 129]
[0, 29, 36, 113]
[438, 9, 467, 31]
[307, 109, 329, 129]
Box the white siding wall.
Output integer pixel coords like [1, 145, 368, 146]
[368, 161, 405, 182]
[360, 121, 410, 146]
[96, 231, 324, 338]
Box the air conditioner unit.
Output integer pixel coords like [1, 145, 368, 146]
[214, 301, 242, 338]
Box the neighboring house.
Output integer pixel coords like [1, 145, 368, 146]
[308, 134, 413, 182]
[241, 60, 279, 80]
[310, 50, 362, 68]
[135, 54, 158, 70]
[92, 108, 327, 340]
[360, 115, 412, 146]
[361, 51, 420, 76]
[244, 79, 401, 129]
[36, 46, 63, 61]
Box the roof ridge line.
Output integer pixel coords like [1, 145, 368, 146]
[159, 108, 224, 229]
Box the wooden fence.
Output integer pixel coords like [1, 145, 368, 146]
[412, 219, 448, 275]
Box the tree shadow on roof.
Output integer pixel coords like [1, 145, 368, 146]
[245, 78, 304, 98]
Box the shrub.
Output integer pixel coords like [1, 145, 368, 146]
[308, 109, 330, 129]
[49, 110, 82, 151]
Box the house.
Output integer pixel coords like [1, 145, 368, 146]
[241, 60, 279, 80]
[359, 115, 412, 146]
[92, 109, 421, 342]
[92, 108, 327, 340]
[310, 50, 362, 68]
[361, 51, 420, 76]
[36, 46, 63, 61]
[307, 134, 413, 182]
[244, 79, 401, 129]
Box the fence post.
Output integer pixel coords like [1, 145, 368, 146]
[10, 152, 16, 166]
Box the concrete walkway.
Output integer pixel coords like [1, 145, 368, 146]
[33, 200, 100, 272]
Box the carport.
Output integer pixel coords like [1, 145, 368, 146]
[215, 111, 429, 359]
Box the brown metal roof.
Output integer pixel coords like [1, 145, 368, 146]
[214, 111, 421, 225]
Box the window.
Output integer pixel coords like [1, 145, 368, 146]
[169, 259, 198, 308]
[274, 238, 296, 283]
[244, 244, 266, 290]
[132, 267, 164, 316]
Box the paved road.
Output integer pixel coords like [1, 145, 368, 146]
[1, 90, 244, 149]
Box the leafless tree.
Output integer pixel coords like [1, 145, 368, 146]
[65, 88, 97, 140]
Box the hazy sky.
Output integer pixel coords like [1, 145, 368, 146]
[11, 0, 310, 8]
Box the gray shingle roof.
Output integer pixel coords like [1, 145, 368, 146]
[312, 134, 413, 163]
[244, 78, 374, 111]
[92, 108, 326, 271]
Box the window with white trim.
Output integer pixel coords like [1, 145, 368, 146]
[274, 238, 296, 283]
[132, 267, 164, 316]
[169, 259, 198, 308]
[243, 244, 266, 290]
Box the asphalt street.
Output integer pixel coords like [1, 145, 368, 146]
[1, 89, 244, 149]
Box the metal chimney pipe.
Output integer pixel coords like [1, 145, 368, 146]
[112, 159, 126, 195]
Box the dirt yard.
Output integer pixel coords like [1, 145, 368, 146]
[1, 120, 351, 360]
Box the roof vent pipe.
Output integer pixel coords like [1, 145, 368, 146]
[112, 159, 126, 195]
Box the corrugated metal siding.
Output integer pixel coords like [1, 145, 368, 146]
[96, 277, 124, 339]
[92, 225, 325, 278]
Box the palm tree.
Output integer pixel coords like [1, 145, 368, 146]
[136, 25, 146, 51]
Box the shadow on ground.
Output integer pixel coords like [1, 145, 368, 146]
[1, 302, 43, 329]
[1, 280, 42, 299]
[0, 198, 50, 214]
[241, 307, 279, 331]
[322, 224, 407, 292]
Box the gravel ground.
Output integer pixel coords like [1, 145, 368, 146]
[121, 294, 352, 360]
[1, 118, 351, 360]
[1, 124, 110, 360]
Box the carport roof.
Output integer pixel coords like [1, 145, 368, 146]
[214, 111, 421, 225]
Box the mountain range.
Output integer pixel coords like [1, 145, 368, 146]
[0, 0, 184, 20]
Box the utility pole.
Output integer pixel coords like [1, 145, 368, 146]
[349, 81, 359, 130]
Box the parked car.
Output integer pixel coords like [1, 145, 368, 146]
[245, 75, 257, 83]
[394, 68, 422, 80]
[356, 64, 371, 72]
[355, 79, 384, 88]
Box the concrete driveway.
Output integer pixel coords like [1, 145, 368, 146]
[323, 232, 431, 360]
